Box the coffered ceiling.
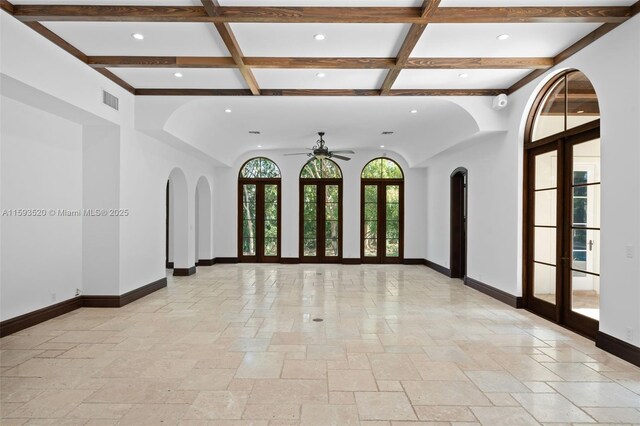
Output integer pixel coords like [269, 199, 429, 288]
[2, 0, 638, 97]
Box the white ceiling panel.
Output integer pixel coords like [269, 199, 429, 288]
[218, 0, 422, 5]
[231, 23, 410, 57]
[108, 68, 247, 89]
[441, 0, 634, 6]
[411, 23, 601, 58]
[393, 69, 532, 89]
[41, 22, 230, 56]
[254, 69, 386, 89]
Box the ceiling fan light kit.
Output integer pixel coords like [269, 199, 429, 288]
[285, 132, 355, 161]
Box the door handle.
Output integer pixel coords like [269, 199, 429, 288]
[588, 240, 594, 251]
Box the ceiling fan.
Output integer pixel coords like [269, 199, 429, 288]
[284, 132, 355, 161]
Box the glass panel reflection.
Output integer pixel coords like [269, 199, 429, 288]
[534, 189, 556, 227]
[534, 226, 556, 265]
[534, 262, 556, 305]
[532, 78, 566, 141]
[534, 150, 558, 190]
[567, 72, 600, 131]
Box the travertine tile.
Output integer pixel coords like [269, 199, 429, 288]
[235, 352, 285, 379]
[402, 381, 492, 406]
[328, 369, 378, 391]
[512, 392, 594, 423]
[301, 404, 359, 425]
[281, 360, 326, 379]
[355, 392, 417, 421]
[184, 390, 249, 420]
[470, 406, 539, 425]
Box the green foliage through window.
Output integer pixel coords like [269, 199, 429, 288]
[300, 159, 342, 179]
[240, 157, 281, 179]
[361, 158, 403, 179]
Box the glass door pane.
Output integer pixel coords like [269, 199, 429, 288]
[385, 185, 400, 257]
[570, 139, 601, 320]
[242, 184, 257, 256]
[325, 184, 339, 257]
[363, 185, 378, 257]
[532, 150, 558, 304]
[263, 184, 278, 257]
[303, 185, 317, 257]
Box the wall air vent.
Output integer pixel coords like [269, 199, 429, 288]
[381, 131, 394, 135]
[102, 90, 119, 111]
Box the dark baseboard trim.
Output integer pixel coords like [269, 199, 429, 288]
[596, 331, 640, 368]
[424, 259, 452, 277]
[281, 257, 300, 264]
[214, 257, 239, 264]
[0, 277, 168, 337]
[166, 261, 174, 269]
[196, 258, 215, 266]
[119, 277, 167, 306]
[342, 258, 362, 265]
[173, 266, 196, 276]
[403, 258, 426, 265]
[0, 297, 82, 338]
[82, 295, 120, 308]
[464, 276, 523, 309]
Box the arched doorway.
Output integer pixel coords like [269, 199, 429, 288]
[167, 168, 192, 275]
[299, 158, 343, 263]
[361, 158, 404, 264]
[238, 157, 281, 263]
[450, 168, 467, 279]
[524, 70, 601, 338]
[195, 177, 213, 265]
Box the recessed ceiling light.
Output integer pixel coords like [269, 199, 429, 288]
[224, 108, 232, 113]
[173, 72, 183, 78]
[577, 110, 585, 114]
[316, 72, 326, 78]
[257, 145, 262, 148]
[314, 34, 325, 41]
[410, 109, 418, 114]
[380, 145, 385, 148]
[497, 34, 510, 41]
[131, 33, 144, 40]
[459, 73, 469, 79]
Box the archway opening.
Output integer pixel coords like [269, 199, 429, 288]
[195, 177, 213, 265]
[167, 168, 192, 276]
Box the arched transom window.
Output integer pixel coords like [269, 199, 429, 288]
[300, 158, 342, 179]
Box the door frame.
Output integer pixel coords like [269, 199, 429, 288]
[450, 168, 467, 279]
[299, 179, 343, 263]
[237, 179, 282, 263]
[360, 179, 404, 264]
[523, 121, 600, 338]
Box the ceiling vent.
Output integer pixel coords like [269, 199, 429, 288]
[102, 90, 119, 111]
[248, 131, 261, 135]
[381, 131, 394, 135]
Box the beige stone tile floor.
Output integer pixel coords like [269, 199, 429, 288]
[2, 264, 640, 425]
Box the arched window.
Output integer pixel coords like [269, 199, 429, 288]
[361, 158, 404, 263]
[299, 159, 343, 262]
[238, 157, 281, 262]
[524, 70, 600, 338]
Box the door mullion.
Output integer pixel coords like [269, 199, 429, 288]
[318, 183, 325, 262]
[379, 182, 386, 263]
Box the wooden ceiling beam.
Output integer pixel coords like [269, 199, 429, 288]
[201, 0, 260, 95]
[86, 56, 552, 70]
[1, 0, 14, 14]
[380, 0, 440, 96]
[12, 5, 631, 24]
[135, 88, 502, 96]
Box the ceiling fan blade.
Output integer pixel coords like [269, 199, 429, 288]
[284, 152, 312, 156]
[331, 154, 351, 161]
[330, 150, 355, 154]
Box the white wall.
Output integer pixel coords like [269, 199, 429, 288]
[213, 149, 426, 259]
[1, 9, 216, 318]
[423, 15, 640, 346]
[1, 96, 83, 320]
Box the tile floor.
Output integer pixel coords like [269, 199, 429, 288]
[1, 264, 640, 425]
